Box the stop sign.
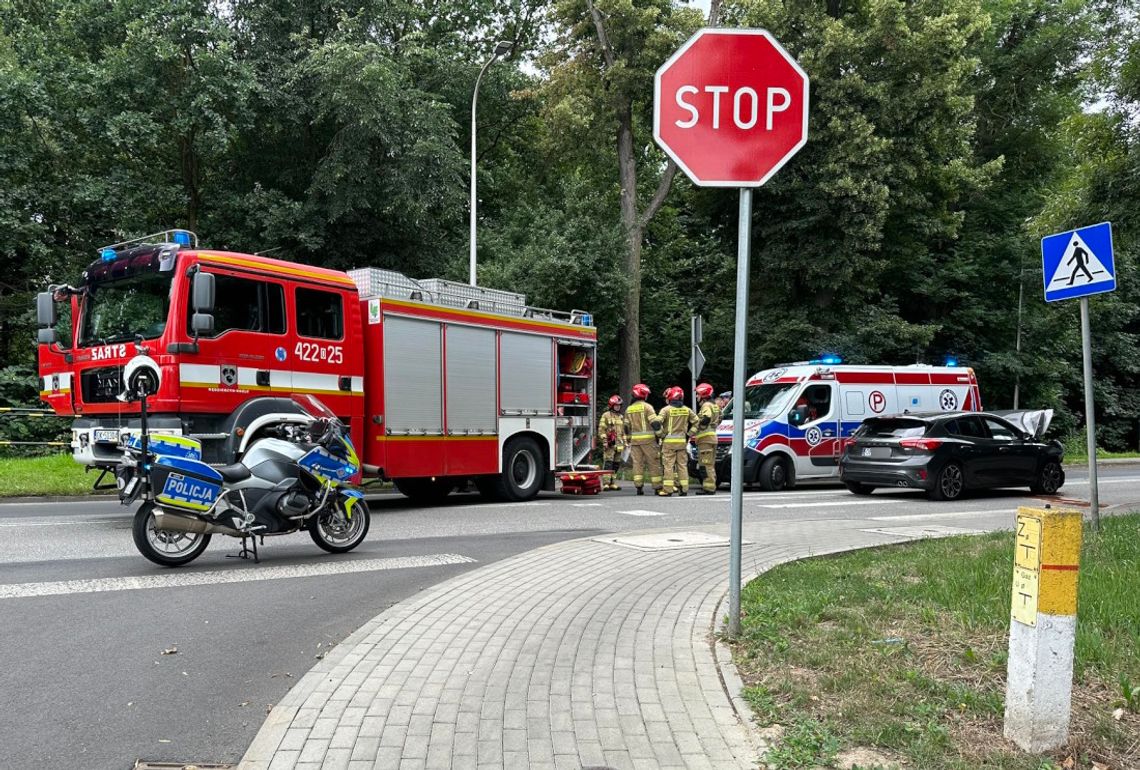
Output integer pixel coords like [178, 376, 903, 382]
[654, 29, 809, 187]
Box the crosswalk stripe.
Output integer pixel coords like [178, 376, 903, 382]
[0, 554, 476, 600]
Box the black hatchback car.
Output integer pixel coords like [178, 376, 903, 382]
[838, 410, 1064, 500]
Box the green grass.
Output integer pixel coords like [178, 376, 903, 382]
[0, 453, 106, 497]
[731, 514, 1140, 770]
[1060, 437, 1140, 463]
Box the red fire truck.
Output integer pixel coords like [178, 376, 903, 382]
[35, 230, 598, 502]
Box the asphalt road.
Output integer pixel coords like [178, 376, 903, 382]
[0, 464, 1137, 768]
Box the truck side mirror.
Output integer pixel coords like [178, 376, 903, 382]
[36, 292, 56, 328]
[192, 271, 215, 313]
[191, 313, 214, 335]
[37, 328, 58, 345]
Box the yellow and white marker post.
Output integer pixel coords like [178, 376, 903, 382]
[1003, 506, 1083, 752]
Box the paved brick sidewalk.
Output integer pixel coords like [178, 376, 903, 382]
[239, 517, 985, 770]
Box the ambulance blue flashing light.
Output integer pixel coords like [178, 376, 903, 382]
[171, 229, 192, 246]
[944, 356, 959, 367]
[819, 354, 842, 365]
[100, 248, 117, 262]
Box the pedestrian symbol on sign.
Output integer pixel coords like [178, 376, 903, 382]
[1041, 222, 1116, 303]
[1045, 233, 1111, 292]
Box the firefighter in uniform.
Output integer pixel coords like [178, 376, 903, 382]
[624, 384, 661, 495]
[598, 395, 629, 490]
[656, 386, 698, 496]
[693, 382, 722, 495]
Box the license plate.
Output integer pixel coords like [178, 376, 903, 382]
[861, 447, 871, 456]
[94, 429, 120, 444]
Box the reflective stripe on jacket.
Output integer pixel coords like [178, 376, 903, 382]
[658, 405, 696, 444]
[695, 401, 721, 442]
[625, 401, 657, 443]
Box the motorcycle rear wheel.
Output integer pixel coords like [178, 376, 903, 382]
[132, 502, 212, 567]
[310, 499, 370, 554]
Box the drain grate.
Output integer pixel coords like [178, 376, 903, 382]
[595, 531, 749, 551]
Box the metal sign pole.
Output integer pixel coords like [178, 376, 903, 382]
[728, 188, 752, 637]
[691, 316, 698, 411]
[1080, 297, 1100, 530]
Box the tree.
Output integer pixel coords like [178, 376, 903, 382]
[545, 0, 709, 398]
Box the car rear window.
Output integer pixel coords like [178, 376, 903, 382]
[858, 418, 927, 439]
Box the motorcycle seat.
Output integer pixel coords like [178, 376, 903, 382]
[215, 463, 252, 483]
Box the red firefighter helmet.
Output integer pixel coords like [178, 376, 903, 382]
[631, 383, 651, 399]
[695, 383, 714, 399]
[608, 394, 623, 409]
[667, 386, 683, 401]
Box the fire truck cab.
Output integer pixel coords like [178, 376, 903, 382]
[35, 231, 597, 502]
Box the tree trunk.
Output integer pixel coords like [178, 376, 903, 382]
[616, 105, 642, 400]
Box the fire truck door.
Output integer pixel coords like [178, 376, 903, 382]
[180, 270, 290, 416]
[289, 285, 363, 430]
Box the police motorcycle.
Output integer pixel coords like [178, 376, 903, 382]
[115, 354, 370, 567]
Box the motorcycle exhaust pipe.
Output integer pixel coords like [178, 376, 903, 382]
[153, 511, 243, 537]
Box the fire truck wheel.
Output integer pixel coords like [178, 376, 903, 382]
[757, 455, 792, 492]
[495, 436, 544, 502]
[132, 503, 212, 567]
[394, 478, 456, 504]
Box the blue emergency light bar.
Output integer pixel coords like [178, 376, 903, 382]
[944, 356, 959, 367]
[817, 354, 842, 365]
[97, 229, 199, 260]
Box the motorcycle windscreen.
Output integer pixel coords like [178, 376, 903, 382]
[151, 456, 223, 512]
[299, 445, 359, 483]
[291, 393, 338, 420]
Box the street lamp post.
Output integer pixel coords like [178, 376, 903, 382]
[470, 41, 513, 287]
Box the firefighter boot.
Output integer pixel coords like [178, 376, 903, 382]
[607, 462, 621, 491]
[636, 487, 644, 496]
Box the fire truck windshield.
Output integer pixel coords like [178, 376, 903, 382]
[79, 271, 173, 348]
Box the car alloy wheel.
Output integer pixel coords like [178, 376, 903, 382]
[933, 463, 964, 501]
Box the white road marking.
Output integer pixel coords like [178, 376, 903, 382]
[571, 503, 604, 507]
[869, 508, 1017, 522]
[0, 554, 476, 600]
[1065, 477, 1140, 485]
[757, 499, 903, 509]
[0, 519, 118, 528]
[618, 509, 667, 517]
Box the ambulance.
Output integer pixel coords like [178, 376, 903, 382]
[715, 360, 983, 490]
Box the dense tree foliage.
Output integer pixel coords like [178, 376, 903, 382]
[0, 0, 1135, 449]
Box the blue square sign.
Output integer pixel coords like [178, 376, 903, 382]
[1042, 222, 1115, 302]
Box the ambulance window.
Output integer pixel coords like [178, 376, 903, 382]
[191, 274, 285, 337]
[800, 385, 832, 421]
[844, 390, 865, 416]
[296, 288, 343, 340]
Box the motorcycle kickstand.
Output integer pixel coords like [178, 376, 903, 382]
[227, 535, 260, 563]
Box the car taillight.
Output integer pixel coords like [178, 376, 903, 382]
[900, 438, 943, 452]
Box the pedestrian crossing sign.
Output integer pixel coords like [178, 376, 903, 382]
[1042, 222, 1115, 302]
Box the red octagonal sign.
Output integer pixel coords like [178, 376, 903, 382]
[654, 29, 809, 187]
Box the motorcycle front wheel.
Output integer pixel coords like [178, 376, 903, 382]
[132, 502, 212, 567]
[310, 498, 370, 554]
